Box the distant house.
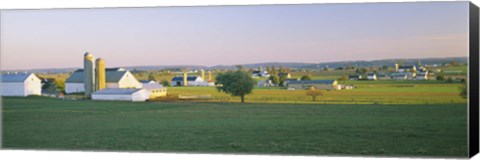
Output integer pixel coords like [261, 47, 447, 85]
[252, 70, 269, 78]
[287, 80, 338, 90]
[143, 83, 167, 98]
[391, 73, 408, 80]
[65, 68, 142, 94]
[348, 75, 363, 80]
[1, 73, 41, 97]
[278, 72, 291, 78]
[396, 65, 417, 73]
[92, 88, 149, 102]
[367, 73, 377, 80]
[416, 71, 428, 80]
[257, 80, 274, 87]
[376, 73, 390, 80]
[171, 76, 210, 86]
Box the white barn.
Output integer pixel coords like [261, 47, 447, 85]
[65, 68, 142, 94]
[1, 73, 41, 97]
[91, 88, 149, 102]
[171, 76, 212, 86]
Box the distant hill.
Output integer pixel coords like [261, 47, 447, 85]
[3, 57, 468, 74]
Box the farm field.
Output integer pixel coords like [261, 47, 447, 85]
[2, 97, 467, 157]
[165, 82, 465, 104]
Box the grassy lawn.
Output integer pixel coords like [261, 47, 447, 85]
[2, 96, 467, 157]
[166, 82, 465, 104]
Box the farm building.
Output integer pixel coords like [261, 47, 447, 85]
[1, 73, 42, 97]
[376, 73, 390, 80]
[395, 64, 417, 73]
[139, 80, 157, 84]
[416, 71, 428, 80]
[257, 80, 274, 87]
[287, 80, 338, 90]
[391, 73, 408, 80]
[65, 68, 142, 94]
[252, 70, 270, 78]
[348, 75, 363, 80]
[367, 73, 377, 80]
[171, 76, 212, 86]
[91, 88, 149, 102]
[143, 83, 167, 98]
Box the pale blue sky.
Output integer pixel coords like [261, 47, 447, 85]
[0, 2, 469, 70]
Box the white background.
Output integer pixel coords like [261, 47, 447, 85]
[0, 0, 479, 160]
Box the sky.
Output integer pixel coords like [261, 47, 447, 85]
[0, 1, 469, 70]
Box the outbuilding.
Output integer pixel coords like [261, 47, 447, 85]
[92, 88, 149, 102]
[287, 80, 338, 90]
[1, 73, 42, 96]
[143, 83, 167, 99]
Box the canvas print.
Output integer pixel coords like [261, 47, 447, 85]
[0, 1, 476, 158]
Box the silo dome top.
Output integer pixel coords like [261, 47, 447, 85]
[84, 52, 94, 60]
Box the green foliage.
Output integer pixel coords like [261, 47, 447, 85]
[300, 74, 312, 81]
[459, 80, 467, 99]
[269, 75, 279, 85]
[148, 72, 157, 81]
[306, 88, 323, 101]
[55, 80, 65, 92]
[436, 75, 445, 81]
[338, 75, 349, 81]
[215, 70, 254, 103]
[160, 79, 171, 87]
[446, 77, 454, 83]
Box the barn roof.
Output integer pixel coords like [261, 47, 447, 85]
[65, 69, 130, 83]
[288, 80, 336, 85]
[171, 76, 199, 81]
[143, 83, 164, 90]
[92, 88, 143, 95]
[1, 73, 36, 82]
[398, 65, 416, 69]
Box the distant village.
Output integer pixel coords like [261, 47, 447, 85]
[1, 52, 467, 102]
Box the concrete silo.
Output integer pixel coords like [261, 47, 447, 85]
[200, 69, 205, 80]
[84, 52, 95, 97]
[183, 71, 188, 86]
[95, 58, 106, 91]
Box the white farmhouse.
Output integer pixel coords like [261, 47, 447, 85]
[65, 68, 142, 94]
[1, 73, 41, 96]
[91, 88, 149, 102]
[367, 73, 377, 80]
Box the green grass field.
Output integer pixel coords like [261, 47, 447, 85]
[165, 82, 465, 104]
[2, 97, 467, 157]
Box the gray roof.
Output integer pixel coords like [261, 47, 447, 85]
[288, 80, 336, 85]
[143, 83, 164, 90]
[398, 66, 416, 69]
[66, 69, 130, 83]
[171, 76, 199, 81]
[93, 88, 143, 95]
[2, 73, 36, 82]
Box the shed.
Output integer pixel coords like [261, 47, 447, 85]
[143, 83, 167, 98]
[287, 80, 338, 90]
[1, 73, 41, 96]
[92, 88, 149, 102]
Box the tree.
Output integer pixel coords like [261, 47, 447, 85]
[269, 75, 279, 85]
[160, 79, 170, 87]
[306, 88, 323, 101]
[148, 72, 157, 81]
[300, 75, 312, 81]
[436, 75, 445, 81]
[215, 70, 255, 103]
[446, 77, 454, 83]
[271, 66, 277, 75]
[450, 60, 458, 66]
[266, 66, 271, 73]
[338, 75, 349, 81]
[55, 80, 65, 93]
[279, 76, 286, 86]
[459, 79, 467, 99]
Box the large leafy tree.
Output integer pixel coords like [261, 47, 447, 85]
[215, 70, 255, 103]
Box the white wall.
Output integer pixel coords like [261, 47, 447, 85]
[91, 89, 148, 102]
[1, 82, 26, 96]
[24, 74, 41, 96]
[118, 72, 142, 88]
[65, 83, 84, 94]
